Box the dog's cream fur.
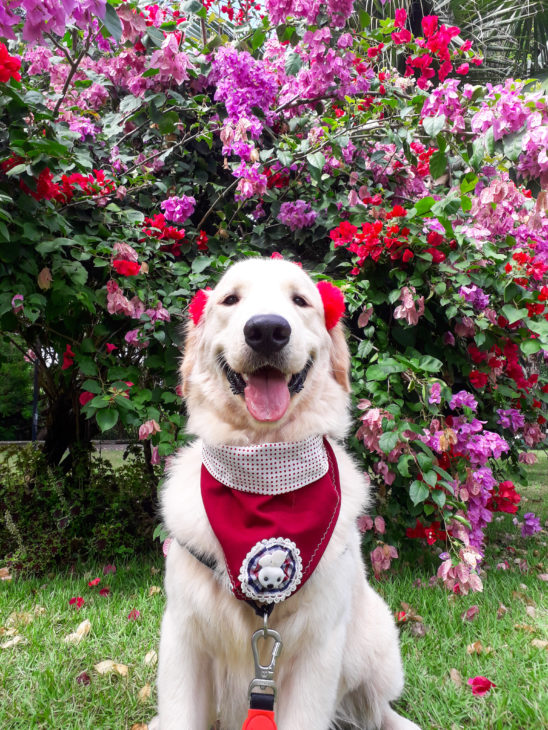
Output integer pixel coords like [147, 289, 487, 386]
[157, 259, 421, 730]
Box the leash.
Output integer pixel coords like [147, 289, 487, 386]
[242, 611, 282, 730]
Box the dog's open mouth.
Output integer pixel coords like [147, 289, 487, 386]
[220, 358, 313, 422]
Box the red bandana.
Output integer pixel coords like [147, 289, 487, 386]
[201, 437, 341, 604]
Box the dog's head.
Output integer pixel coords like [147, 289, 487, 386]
[181, 258, 351, 443]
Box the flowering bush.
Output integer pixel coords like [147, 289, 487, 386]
[0, 1, 546, 584]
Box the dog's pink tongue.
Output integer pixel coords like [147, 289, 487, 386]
[244, 368, 290, 422]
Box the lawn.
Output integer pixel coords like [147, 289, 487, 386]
[1, 456, 546, 730]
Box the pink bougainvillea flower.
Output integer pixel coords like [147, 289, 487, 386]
[468, 676, 496, 695]
[99, 587, 110, 596]
[88, 577, 101, 587]
[461, 605, 479, 621]
[138, 419, 161, 440]
[76, 671, 91, 685]
[127, 609, 140, 621]
[103, 564, 116, 575]
[69, 596, 85, 609]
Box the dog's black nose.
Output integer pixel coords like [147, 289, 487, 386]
[244, 315, 291, 355]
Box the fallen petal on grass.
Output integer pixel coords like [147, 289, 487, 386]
[514, 623, 536, 633]
[531, 639, 548, 650]
[103, 564, 116, 575]
[69, 597, 85, 609]
[138, 683, 152, 703]
[525, 605, 536, 619]
[7, 611, 34, 628]
[467, 641, 494, 655]
[0, 567, 12, 581]
[94, 660, 129, 676]
[64, 619, 91, 645]
[76, 671, 91, 685]
[461, 605, 479, 621]
[144, 650, 157, 666]
[408, 622, 428, 638]
[538, 573, 548, 582]
[99, 587, 110, 596]
[468, 676, 496, 695]
[148, 586, 161, 596]
[130, 724, 148, 730]
[496, 603, 508, 619]
[128, 609, 140, 621]
[1, 635, 26, 649]
[449, 668, 463, 687]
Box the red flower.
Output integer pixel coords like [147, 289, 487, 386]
[330, 221, 358, 246]
[317, 280, 345, 330]
[88, 577, 101, 587]
[468, 676, 496, 696]
[487, 480, 521, 514]
[469, 370, 488, 388]
[402, 248, 414, 263]
[112, 259, 141, 276]
[61, 344, 75, 370]
[394, 8, 407, 28]
[99, 587, 111, 596]
[421, 15, 439, 37]
[79, 391, 94, 407]
[105, 343, 118, 353]
[69, 596, 85, 609]
[392, 29, 412, 44]
[127, 608, 140, 621]
[456, 63, 470, 75]
[196, 230, 208, 251]
[425, 247, 446, 263]
[0, 43, 21, 83]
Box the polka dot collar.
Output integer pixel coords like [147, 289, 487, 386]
[202, 435, 329, 495]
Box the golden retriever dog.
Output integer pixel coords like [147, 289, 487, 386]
[156, 258, 421, 730]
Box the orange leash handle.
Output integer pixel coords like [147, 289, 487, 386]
[241, 707, 277, 730]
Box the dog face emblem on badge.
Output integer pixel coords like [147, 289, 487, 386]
[239, 537, 303, 603]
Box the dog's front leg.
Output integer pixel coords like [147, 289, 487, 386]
[275, 620, 346, 730]
[157, 606, 214, 730]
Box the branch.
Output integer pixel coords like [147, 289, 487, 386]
[196, 178, 239, 230]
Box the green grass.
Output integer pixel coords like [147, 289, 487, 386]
[0, 561, 163, 729]
[1, 455, 546, 729]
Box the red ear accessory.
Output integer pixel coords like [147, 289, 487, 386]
[316, 280, 345, 330]
[188, 289, 209, 325]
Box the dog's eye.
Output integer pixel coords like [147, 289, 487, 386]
[221, 294, 239, 306]
[292, 295, 309, 307]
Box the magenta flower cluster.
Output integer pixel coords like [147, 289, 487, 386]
[496, 408, 525, 432]
[458, 284, 489, 312]
[521, 512, 541, 537]
[265, 0, 355, 28]
[277, 200, 317, 231]
[0, 0, 106, 44]
[160, 195, 196, 224]
[449, 390, 478, 411]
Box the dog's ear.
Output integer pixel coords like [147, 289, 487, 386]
[181, 289, 210, 397]
[329, 322, 351, 392]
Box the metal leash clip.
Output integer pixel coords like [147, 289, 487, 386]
[248, 614, 283, 701]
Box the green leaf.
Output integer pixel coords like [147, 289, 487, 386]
[414, 197, 435, 215]
[306, 151, 326, 170]
[460, 173, 478, 194]
[397, 454, 412, 477]
[251, 29, 266, 50]
[521, 339, 542, 355]
[431, 490, 446, 508]
[429, 150, 447, 179]
[501, 305, 528, 324]
[285, 52, 302, 77]
[461, 194, 472, 212]
[409, 480, 429, 506]
[191, 256, 213, 273]
[378, 431, 399, 454]
[102, 3, 122, 42]
[417, 355, 442, 373]
[423, 470, 438, 487]
[96, 408, 119, 432]
[422, 115, 446, 138]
